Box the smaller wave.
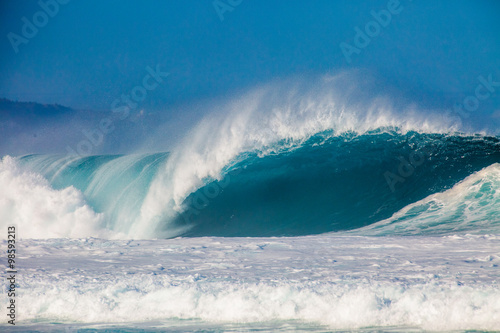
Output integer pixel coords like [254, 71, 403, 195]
[355, 163, 500, 236]
[0, 156, 115, 239]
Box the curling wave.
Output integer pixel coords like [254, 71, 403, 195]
[2, 131, 498, 239]
[2, 74, 499, 238]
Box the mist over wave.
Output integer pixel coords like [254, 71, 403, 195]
[2, 74, 499, 239]
[137, 73, 465, 236]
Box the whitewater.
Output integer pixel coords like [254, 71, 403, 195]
[1, 75, 500, 331]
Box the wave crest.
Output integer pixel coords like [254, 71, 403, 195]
[140, 73, 462, 235]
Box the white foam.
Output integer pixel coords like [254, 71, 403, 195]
[10, 234, 500, 330]
[0, 156, 115, 239]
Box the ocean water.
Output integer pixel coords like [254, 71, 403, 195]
[5, 131, 500, 239]
[1, 96, 500, 331]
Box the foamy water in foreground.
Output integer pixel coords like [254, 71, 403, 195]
[1, 77, 500, 331]
[2, 234, 499, 332]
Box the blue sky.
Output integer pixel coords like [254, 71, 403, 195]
[0, 0, 499, 121]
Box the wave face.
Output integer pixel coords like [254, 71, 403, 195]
[4, 131, 499, 239]
[171, 132, 500, 237]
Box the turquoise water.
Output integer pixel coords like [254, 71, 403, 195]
[17, 131, 500, 238]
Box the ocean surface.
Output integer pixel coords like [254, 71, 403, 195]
[1, 105, 500, 331]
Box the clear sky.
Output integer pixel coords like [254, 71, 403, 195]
[1, 0, 499, 109]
